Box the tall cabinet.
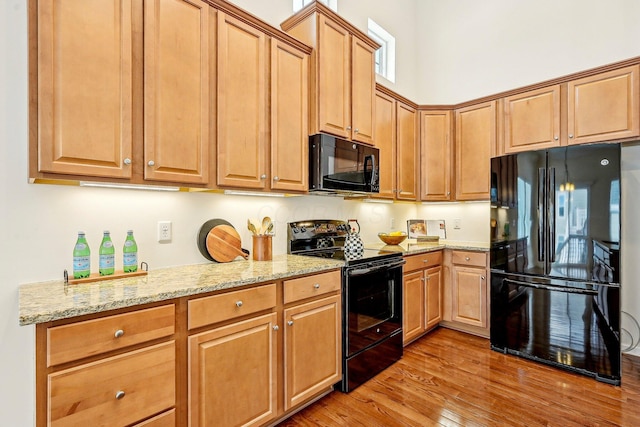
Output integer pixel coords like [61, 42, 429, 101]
[420, 110, 453, 201]
[281, 1, 379, 145]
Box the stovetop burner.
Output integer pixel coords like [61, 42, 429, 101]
[287, 220, 401, 266]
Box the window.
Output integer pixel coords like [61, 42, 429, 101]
[368, 19, 395, 83]
[293, 0, 337, 13]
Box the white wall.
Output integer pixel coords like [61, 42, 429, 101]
[416, 0, 640, 104]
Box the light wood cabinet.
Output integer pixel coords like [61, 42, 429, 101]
[420, 110, 453, 201]
[189, 313, 278, 427]
[402, 251, 443, 345]
[373, 90, 397, 199]
[396, 102, 419, 200]
[284, 294, 342, 410]
[281, 2, 379, 144]
[568, 65, 640, 145]
[503, 85, 561, 154]
[36, 0, 134, 179]
[35, 0, 212, 185]
[37, 303, 177, 427]
[216, 12, 268, 189]
[270, 39, 309, 192]
[455, 101, 495, 200]
[143, 0, 211, 184]
[443, 250, 489, 337]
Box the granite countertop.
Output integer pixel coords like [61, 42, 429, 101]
[366, 239, 490, 256]
[19, 254, 344, 326]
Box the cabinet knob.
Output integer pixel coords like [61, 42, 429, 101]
[314, 283, 320, 289]
[554, 136, 559, 141]
[465, 257, 470, 261]
[260, 174, 267, 180]
[447, 191, 450, 195]
[354, 128, 359, 133]
[569, 134, 574, 139]
[273, 325, 279, 331]
[347, 126, 352, 131]
[422, 259, 429, 263]
[114, 329, 124, 338]
[235, 300, 243, 308]
[481, 276, 486, 280]
[147, 160, 155, 167]
[123, 158, 131, 165]
[115, 390, 125, 400]
[287, 320, 294, 326]
[273, 176, 279, 181]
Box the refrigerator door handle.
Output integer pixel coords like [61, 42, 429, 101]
[537, 168, 546, 262]
[548, 167, 556, 262]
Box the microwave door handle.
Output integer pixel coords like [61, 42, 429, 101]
[538, 168, 546, 262]
[548, 168, 556, 262]
[367, 154, 379, 186]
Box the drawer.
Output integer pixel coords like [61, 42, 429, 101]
[134, 409, 175, 427]
[48, 341, 175, 427]
[451, 250, 487, 268]
[47, 304, 175, 367]
[404, 251, 443, 272]
[188, 283, 276, 330]
[284, 270, 341, 304]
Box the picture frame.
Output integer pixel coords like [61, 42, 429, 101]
[426, 219, 447, 239]
[407, 219, 427, 238]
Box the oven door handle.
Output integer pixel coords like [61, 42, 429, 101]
[347, 259, 406, 276]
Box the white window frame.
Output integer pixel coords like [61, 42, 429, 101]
[368, 18, 396, 83]
[293, 0, 337, 13]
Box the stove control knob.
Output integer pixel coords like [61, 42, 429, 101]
[292, 227, 299, 234]
[300, 227, 307, 233]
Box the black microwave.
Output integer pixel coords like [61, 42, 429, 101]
[309, 134, 380, 194]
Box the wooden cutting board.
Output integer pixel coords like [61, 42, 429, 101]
[206, 224, 249, 262]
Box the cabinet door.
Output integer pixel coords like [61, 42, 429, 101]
[284, 294, 341, 410]
[568, 65, 640, 145]
[374, 90, 396, 199]
[425, 266, 442, 330]
[188, 313, 277, 427]
[144, 0, 210, 184]
[37, 0, 133, 178]
[451, 266, 487, 328]
[271, 39, 309, 192]
[396, 102, 418, 200]
[420, 110, 452, 201]
[217, 12, 268, 188]
[503, 85, 561, 154]
[455, 101, 495, 200]
[403, 271, 425, 345]
[351, 37, 376, 144]
[317, 15, 351, 139]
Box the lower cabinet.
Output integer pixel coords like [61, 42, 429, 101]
[402, 251, 443, 345]
[443, 250, 490, 337]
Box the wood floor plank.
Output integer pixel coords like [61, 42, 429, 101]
[278, 328, 640, 427]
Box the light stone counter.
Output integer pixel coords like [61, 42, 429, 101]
[366, 239, 490, 256]
[19, 254, 344, 326]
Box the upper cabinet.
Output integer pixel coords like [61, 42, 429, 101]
[420, 110, 453, 201]
[282, 2, 379, 144]
[500, 65, 640, 155]
[36, 0, 134, 180]
[568, 65, 639, 145]
[374, 90, 397, 199]
[396, 102, 419, 200]
[455, 101, 495, 201]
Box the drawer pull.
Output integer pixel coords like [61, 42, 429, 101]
[287, 320, 294, 326]
[313, 283, 320, 289]
[114, 329, 124, 339]
[422, 259, 429, 263]
[273, 325, 279, 331]
[235, 301, 243, 308]
[115, 390, 125, 400]
[465, 257, 471, 261]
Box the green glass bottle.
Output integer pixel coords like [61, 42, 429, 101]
[123, 230, 138, 273]
[72, 231, 91, 279]
[99, 230, 115, 276]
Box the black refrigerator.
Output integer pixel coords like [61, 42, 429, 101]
[490, 143, 621, 384]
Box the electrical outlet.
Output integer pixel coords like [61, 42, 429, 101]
[454, 218, 462, 230]
[158, 221, 172, 243]
[390, 218, 396, 229]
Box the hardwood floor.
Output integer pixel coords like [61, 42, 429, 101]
[278, 328, 640, 427]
